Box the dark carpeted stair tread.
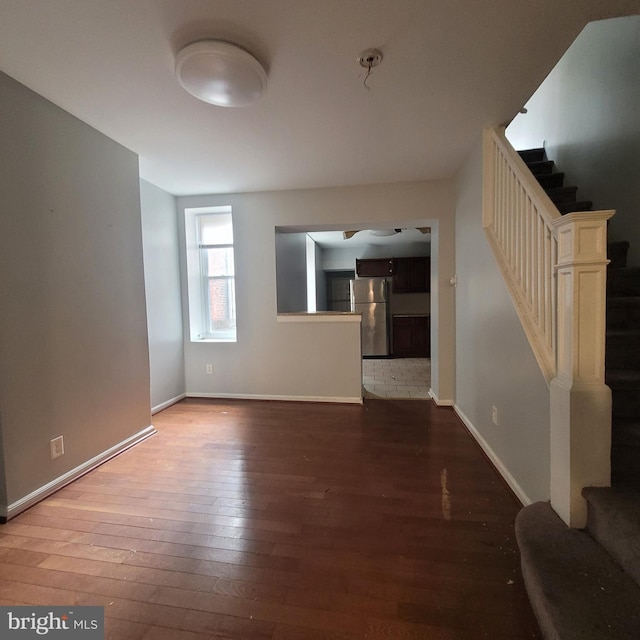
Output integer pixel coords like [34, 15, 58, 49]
[518, 148, 546, 163]
[515, 502, 640, 640]
[557, 200, 593, 214]
[607, 296, 640, 308]
[535, 172, 565, 189]
[611, 466, 640, 491]
[607, 296, 640, 325]
[608, 241, 631, 268]
[606, 369, 640, 388]
[611, 447, 640, 487]
[607, 371, 640, 418]
[606, 329, 640, 340]
[606, 330, 640, 355]
[606, 332, 640, 369]
[608, 267, 640, 277]
[526, 159, 555, 175]
[545, 185, 579, 203]
[607, 268, 640, 297]
[612, 420, 640, 446]
[607, 313, 640, 332]
[583, 486, 640, 587]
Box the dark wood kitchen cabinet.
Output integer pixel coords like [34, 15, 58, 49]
[393, 315, 430, 357]
[392, 257, 429, 293]
[355, 258, 393, 277]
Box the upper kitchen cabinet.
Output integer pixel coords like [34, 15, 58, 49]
[355, 258, 393, 277]
[392, 257, 429, 293]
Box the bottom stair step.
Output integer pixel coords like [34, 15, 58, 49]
[583, 486, 640, 586]
[515, 502, 640, 640]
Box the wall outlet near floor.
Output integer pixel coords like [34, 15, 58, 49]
[50, 435, 64, 459]
[206, 363, 213, 374]
[491, 405, 499, 426]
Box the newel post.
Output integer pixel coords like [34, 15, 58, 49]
[550, 211, 614, 528]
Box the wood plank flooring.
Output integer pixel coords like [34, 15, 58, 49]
[0, 398, 541, 639]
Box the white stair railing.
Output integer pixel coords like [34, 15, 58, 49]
[482, 127, 561, 382]
[483, 126, 614, 527]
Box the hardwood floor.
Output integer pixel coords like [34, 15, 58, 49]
[0, 398, 541, 639]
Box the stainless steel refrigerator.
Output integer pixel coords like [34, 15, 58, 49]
[350, 277, 389, 357]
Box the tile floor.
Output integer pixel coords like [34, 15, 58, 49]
[362, 357, 431, 399]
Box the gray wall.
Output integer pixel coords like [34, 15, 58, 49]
[454, 137, 551, 503]
[507, 15, 640, 266]
[275, 232, 307, 313]
[0, 72, 151, 514]
[177, 181, 456, 404]
[140, 179, 185, 413]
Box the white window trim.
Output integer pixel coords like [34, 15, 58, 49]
[184, 205, 237, 342]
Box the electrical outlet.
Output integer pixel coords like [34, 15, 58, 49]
[50, 435, 64, 459]
[491, 406, 498, 426]
[206, 364, 213, 374]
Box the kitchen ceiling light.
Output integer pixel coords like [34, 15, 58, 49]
[369, 229, 398, 237]
[175, 40, 267, 107]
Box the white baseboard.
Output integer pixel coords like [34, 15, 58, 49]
[428, 389, 454, 406]
[454, 404, 531, 507]
[152, 392, 187, 415]
[187, 392, 363, 405]
[5, 425, 157, 521]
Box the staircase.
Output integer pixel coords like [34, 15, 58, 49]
[606, 240, 640, 488]
[515, 148, 640, 639]
[517, 147, 593, 214]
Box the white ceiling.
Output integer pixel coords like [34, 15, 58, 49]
[0, 0, 636, 196]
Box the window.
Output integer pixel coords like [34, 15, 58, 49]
[184, 206, 237, 341]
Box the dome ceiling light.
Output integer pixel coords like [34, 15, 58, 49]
[175, 40, 267, 107]
[343, 228, 431, 240]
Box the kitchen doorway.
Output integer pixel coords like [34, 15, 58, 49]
[362, 357, 431, 399]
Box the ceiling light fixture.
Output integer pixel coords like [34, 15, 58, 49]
[175, 40, 267, 107]
[343, 227, 431, 240]
[369, 229, 397, 237]
[358, 48, 383, 89]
